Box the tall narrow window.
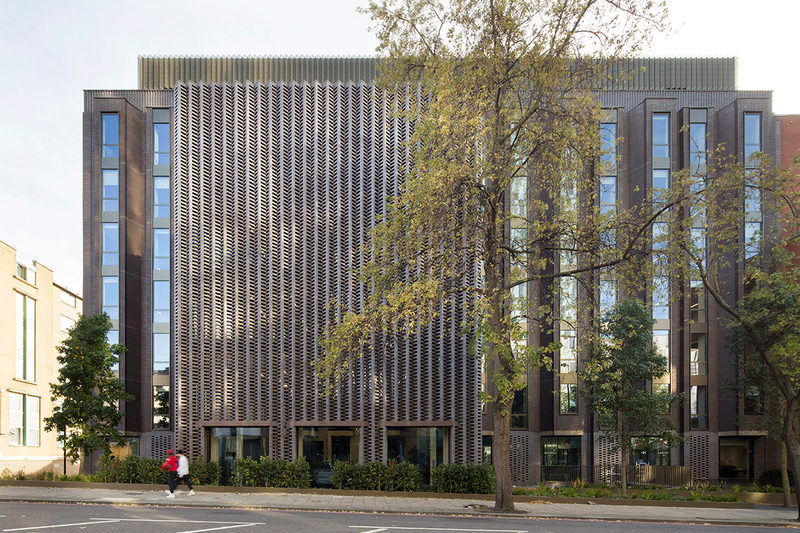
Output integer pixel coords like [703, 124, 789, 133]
[691, 385, 708, 429]
[600, 116, 618, 216]
[652, 114, 671, 322]
[559, 330, 577, 373]
[511, 387, 528, 429]
[744, 113, 762, 259]
[102, 276, 119, 319]
[560, 383, 578, 414]
[153, 333, 170, 429]
[153, 280, 170, 323]
[102, 114, 119, 158]
[154, 229, 170, 270]
[102, 222, 119, 265]
[16, 293, 35, 381]
[102, 170, 119, 212]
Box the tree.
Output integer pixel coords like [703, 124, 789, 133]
[722, 330, 792, 506]
[579, 298, 682, 495]
[44, 313, 134, 467]
[665, 151, 800, 519]
[318, 0, 667, 511]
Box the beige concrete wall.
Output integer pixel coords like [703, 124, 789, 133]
[0, 239, 82, 477]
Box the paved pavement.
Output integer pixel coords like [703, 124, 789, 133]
[0, 485, 798, 528]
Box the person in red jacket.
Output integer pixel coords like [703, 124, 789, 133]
[160, 449, 179, 498]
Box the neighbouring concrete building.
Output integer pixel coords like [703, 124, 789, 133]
[83, 56, 788, 484]
[0, 240, 82, 476]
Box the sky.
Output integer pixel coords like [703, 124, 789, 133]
[0, 0, 797, 294]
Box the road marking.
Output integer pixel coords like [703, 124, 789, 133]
[359, 530, 388, 533]
[4, 518, 265, 532]
[180, 525, 259, 533]
[349, 526, 528, 533]
[4, 520, 121, 531]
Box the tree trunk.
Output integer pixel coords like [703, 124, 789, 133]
[492, 392, 515, 511]
[782, 394, 800, 520]
[781, 441, 792, 508]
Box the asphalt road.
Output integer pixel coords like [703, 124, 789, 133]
[0, 502, 786, 533]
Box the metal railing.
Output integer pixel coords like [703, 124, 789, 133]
[531, 465, 692, 488]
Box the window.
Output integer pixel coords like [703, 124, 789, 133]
[154, 229, 170, 270]
[653, 330, 669, 362]
[744, 113, 762, 260]
[542, 436, 581, 481]
[60, 289, 76, 307]
[690, 334, 707, 376]
[511, 387, 528, 429]
[560, 383, 578, 414]
[153, 280, 170, 323]
[9, 393, 39, 446]
[16, 293, 35, 381]
[102, 222, 119, 265]
[153, 332, 170, 429]
[510, 176, 526, 217]
[745, 386, 763, 415]
[691, 385, 708, 429]
[107, 329, 119, 374]
[386, 426, 446, 484]
[102, 276, 119, 319]
[744, 113, 762, 164]
[60, 315, 75, 332]
[102, 114, 119, 159]
[559, 330, 577, 373]
[154, 122, 170, 166]
[16, 263, 35, 283]
[653, 383, 672, 414]
[652, 113, 670, 159]
[600, 176, 617, 215]
[154, 177, 170, 218]
[102, 169, 119, 212]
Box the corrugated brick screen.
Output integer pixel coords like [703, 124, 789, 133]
[172, 81, 481, 465]
[690, 434, 710, 480]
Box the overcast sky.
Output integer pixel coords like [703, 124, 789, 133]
[1, 0, 797, 294]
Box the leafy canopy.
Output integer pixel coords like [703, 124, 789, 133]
[44, 313, 134, 462]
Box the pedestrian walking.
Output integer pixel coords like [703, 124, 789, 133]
[160, 449, 178, 498]
[176, 450, 195, 495]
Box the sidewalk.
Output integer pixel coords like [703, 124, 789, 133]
[0, 484, 797, 528]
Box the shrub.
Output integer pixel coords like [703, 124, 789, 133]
[190, 456, 221, 486]
[96, 453, 166, 484]
[430, 463, 495, 494]
[262, 457, 311, 488]
[232, 457, 261, 487]
[330, 460, 421, 491]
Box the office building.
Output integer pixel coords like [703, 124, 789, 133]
[83, 56, 784, 483]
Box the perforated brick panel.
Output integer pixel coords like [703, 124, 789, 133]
[150, 433, 173, 460]
[172, 82, 481, 465]
[509, 433, 531, 485]
[689, 434, 710, 480]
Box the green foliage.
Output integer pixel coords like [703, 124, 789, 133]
[95, 453, 166, 484]
[232, 457, 261, 487]
[579, 299, 683, 493]
[226, 456, 311, 488]
[320, 0, 669, 512]
[44, 313, 135, 463]
[430, 463, 495, 494]
[330, 460, 422, 492]
[190, 456, 221, 486]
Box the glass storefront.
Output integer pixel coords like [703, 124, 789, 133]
[387, 426, 448, 484]
[542, 436, 581, 481]
[209, 427, 269, 485]
[298, 427, 361, 487]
